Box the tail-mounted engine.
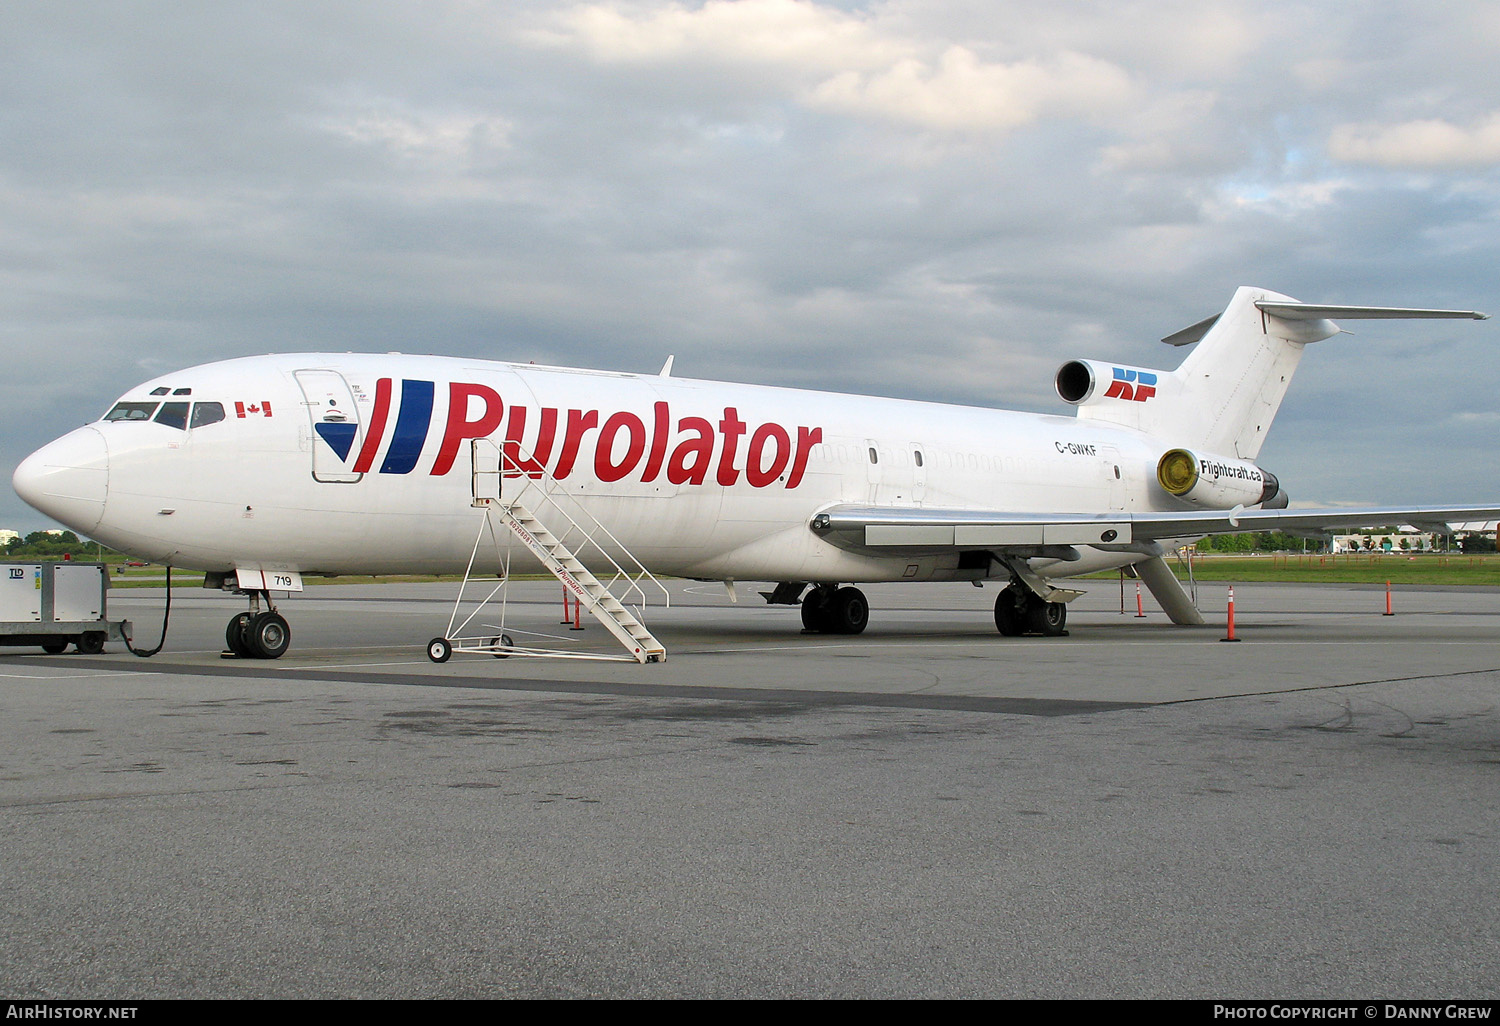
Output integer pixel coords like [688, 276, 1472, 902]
[1056, 360, 1168, 406]
[1156, 448, 1285, 509]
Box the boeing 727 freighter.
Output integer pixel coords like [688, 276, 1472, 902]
[13, 287, 1499, 659]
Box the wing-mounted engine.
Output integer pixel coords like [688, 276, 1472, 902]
[1156, 448, 1285, 509]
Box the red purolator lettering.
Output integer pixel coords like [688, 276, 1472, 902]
[552, 409, 599, 480]
[716, 407, 746, 486]
[421, 382, 822, 490]
[667, 416, 715, 486]
[786, 426, 822, 488]
[595, 411, 647, 482]
[641, 401, 670, 483]
[431, 382, 504, 476]
[502, 404, 546, 478]
[745, 422, 791, 487]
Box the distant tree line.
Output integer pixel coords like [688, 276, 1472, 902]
[1196, 531, 1492, 554]
[2, 531, 115, 559]
[1195, 532, 1321, 553]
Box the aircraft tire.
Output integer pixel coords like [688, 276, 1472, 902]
[247, 611, 291, 659]
[800, 588, 832, 632]
[427, 637, 452, 663]
[994, 588, 1026, 636]
[1025, 600, 1067, 637]
[226, 613, 254, 657]
[828, 586, 869, 635]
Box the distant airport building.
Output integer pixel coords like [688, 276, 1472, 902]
[0, 529, 17, 545]
[1331, 532, 1438, 553]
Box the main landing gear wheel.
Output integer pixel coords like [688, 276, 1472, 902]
[828, 586, 869, 635]
[1026, 600, 1067, 637]
[801, 585, 869, 635]
[994, 585, 1068, 637]
[246, 611, 291, 659]
[427, 638, 453, 663]
[994, 586, 1027, 636]
[226, 612, 254, 657]
[801, 588, 831, 632]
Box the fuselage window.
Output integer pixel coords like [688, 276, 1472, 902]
[104, 402, 159, 422]
[154, 402, 190, 430]
[191, 402, 226, 428]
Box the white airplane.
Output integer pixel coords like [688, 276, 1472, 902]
[12, 286, 1500, 660]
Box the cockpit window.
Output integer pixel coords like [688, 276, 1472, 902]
[190, 402, 225, 428]
[104, 402, 159, 422]
[154, 402, 190, 430]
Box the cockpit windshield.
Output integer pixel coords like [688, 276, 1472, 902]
[104, 402, 159, 422]
[154, 402, 190, 430]
[103, 400, 227, 430]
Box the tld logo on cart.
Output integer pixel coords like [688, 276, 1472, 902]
[8, 568, 23, 579]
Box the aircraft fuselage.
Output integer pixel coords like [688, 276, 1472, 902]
[17, 352, 1165, 584]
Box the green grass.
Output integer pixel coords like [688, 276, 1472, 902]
[1095, 552, 1500, 587]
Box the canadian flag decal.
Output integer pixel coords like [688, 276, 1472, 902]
[235, 401, 274, 418]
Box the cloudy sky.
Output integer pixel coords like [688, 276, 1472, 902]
[4, 1, 1499, 532]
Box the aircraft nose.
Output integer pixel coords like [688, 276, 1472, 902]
[12, 427, 109, 534]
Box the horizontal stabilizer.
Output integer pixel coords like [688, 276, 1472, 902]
[1254, 301, 1489, 321]
[1161, 313, 1221, 347]
[1162, 302, 1488, 348]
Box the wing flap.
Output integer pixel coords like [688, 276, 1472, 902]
[812, 504, 1500, 553]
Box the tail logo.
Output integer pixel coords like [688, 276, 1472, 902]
[1103, 367, 1157, 402]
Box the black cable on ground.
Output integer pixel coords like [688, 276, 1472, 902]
[124, 565, 171, 657]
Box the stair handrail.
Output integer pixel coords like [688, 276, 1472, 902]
[471, 438, 671, 612]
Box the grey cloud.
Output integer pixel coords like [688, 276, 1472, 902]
[2, 1, 1498, 532]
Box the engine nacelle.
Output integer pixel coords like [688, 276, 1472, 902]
[1056, 360, 1168, 406]
[1156, 448, 1281, 509]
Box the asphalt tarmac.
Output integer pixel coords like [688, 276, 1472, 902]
[3, 578, 1498, 998]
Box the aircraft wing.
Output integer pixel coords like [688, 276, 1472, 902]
[810, 504, 1500, 555]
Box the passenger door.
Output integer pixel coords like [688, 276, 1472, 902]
[295, 370, 363, 483]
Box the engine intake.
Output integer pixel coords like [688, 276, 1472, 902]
[1056, 360, 1167, 405]
[1157, 448, 1281, 509]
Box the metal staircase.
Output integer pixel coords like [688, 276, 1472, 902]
[494, 502, 666, 662]
[430, 438, 668, 664]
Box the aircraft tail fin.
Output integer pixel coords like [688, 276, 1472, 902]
[1056, 286, 1487, 460]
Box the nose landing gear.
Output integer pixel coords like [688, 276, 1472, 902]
[223, 591, 291, 659]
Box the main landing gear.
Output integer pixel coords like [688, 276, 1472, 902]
[993, 584, 1068, 637]
[800, 584, 869, 635]
[794, 581, 1068, 638]
[224, 590, 291, 659]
